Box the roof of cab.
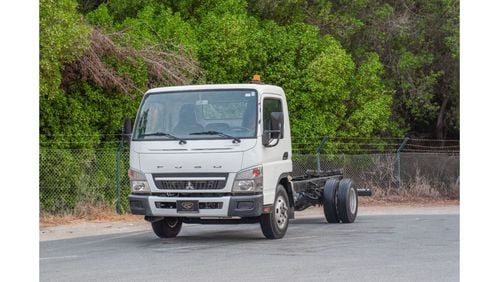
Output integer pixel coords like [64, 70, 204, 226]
[145, 84, 285, 96]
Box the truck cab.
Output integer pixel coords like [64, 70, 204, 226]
[128, 82, 294, 239]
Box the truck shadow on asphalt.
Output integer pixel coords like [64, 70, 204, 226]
[41, 216, 366, 247]
[156, 217, 344, 243]
[162, 231, 264, 243]
[290, 217, 327, 224]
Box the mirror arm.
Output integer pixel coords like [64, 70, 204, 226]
[263, 130, 281, 147]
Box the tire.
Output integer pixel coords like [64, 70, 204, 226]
[151, 217, 182, 238]
[337, 179, 358, 223]
[323, 178, 340, 223]
[260, 184, 290, 239]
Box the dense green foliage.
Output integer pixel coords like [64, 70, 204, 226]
[40, 0, 459, 147]
[39, 0, 459, 213]
[252, 0, 459, 138]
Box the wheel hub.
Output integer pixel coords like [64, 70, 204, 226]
[166, 219, 178, 228]
[349, 187, 357, 214]
[275, 195, 288, 229]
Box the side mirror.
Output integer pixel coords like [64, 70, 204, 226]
[262, 112, 283, 147]
[270, 112, 283, 138]
[123, 117, 133, 141]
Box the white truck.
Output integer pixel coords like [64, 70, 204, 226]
[124, 78, 371, 239]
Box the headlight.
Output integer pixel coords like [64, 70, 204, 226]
[232, 166, 263, 193]
[128, 169, 151, 193]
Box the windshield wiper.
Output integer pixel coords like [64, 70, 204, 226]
[139, 132, 187, 144]
[190, 131, 241, 144]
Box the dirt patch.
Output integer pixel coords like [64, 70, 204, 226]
[40, 205, 141, 228]
[40, 219, 149, 241]
[359, 197, 459, 207]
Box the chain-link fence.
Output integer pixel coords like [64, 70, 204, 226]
[292, 153, 459, 189]
[40, 138, 459, 215]
[40, 146, 130, 215]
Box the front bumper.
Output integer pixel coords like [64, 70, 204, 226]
[129, 194, 263, 218]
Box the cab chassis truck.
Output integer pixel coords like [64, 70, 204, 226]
[124, 79, 371, 239]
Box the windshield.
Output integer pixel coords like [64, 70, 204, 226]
[133, 89, 258, 141]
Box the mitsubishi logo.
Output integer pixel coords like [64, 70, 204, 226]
[185, 181, 194, 190]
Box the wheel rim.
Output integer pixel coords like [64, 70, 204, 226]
[274, 195, 288, 229]
[349, 187, 357, 214]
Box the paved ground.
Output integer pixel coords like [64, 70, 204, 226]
[40, 205, 459, 281]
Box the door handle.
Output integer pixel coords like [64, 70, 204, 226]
[282, 152, 288, 160]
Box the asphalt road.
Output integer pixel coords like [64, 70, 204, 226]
[40, 207, 459, 281]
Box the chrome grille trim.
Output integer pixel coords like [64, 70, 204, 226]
[153, 173, 228, 190]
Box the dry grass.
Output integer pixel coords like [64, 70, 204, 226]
[40, 202, 140, 228]
[359, 194, 459, 207]
[359, 174, 459, 206]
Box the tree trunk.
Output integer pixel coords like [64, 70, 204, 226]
[436, 95, 449, 140]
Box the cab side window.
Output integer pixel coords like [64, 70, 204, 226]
[263, 98, 283, 139]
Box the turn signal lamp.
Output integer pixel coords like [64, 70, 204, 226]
[252, 167, 261, 177]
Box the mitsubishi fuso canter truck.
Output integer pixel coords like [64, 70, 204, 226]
[124, 76, 371, 239]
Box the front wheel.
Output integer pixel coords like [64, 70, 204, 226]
[151, 217, 182, 238]
[260, 184, 289, 239]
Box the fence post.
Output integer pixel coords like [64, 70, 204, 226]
[316, 136, 328, 172]
[397, 137, 410, 188]
[115, 139, 123, 214]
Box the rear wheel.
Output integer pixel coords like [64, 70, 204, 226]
[323, 178, 340, 223]
[260, 185, 289, 239]
[151, 217, 182, 238]
[337, 179, 358, 223]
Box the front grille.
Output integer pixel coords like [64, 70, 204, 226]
[153, 173, 228, 190]
[156, 180, 225, 190]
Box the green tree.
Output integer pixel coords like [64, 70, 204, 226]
[40, 0, 91, 98]
[42, 0, 458, 145]
[297, 41, 396, 140]
[195, 1, 261, 83]
[249, 0, 459, 139]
